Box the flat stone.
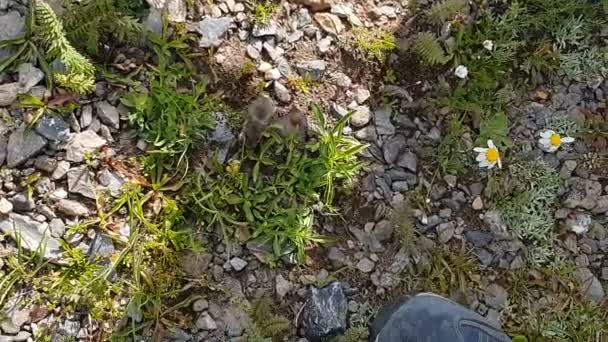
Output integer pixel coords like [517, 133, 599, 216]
[274, 81, 291, 103]
[198, 17, 232, 48]
[0, 197, 13, 214]
[80, 104, 93, 128]
[464, 231, 493, 248]
[192, 299, 209, 312]
[0, 213, 61, 259]
[55, 199, 90, 217]
[67, 165, 96, 199]
[87, 233, 115, 261]
[372, 220, 394, 242]
[297, 282, 348, 340]
[94, 101, 120, 130]
[374, 106, 395, 135]
[314, 12, 344, 35]
[97, 169, 124, 197]
[51, 160, 70, 180]
[350, 105, 371, 127]
[275, 274, 293, 298]
[35, 116, 70, 141]
[437, 222, 455, 243]
[472, 196, 484, 210]
[64, 130, 106, 162]
[383, 135, 406, 164]
[295, 59, 327, 81]
[252, 21, 277, 37]
[396, 152, 417, 172]
[229, 257, 248, 271]
[49, 218, 65, 237]
[17, 63, 44, 91]
[6, 126, 48, 168]
[0, 83, 21, 107]
[574, 267, 605, 304]
[354, 88, 371, 104]
[0, 135, 6, 166]
[485, 283, 508, 309]
[10, 193, 34, 212]
[356, 258, 375, 273]
[0, 331, 31, 341]
[0, 11, 25, 60]
[222, 305, 249, 337]
[327, 247, 346, 268]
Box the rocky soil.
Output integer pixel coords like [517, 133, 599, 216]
[1, 0, 607, 341]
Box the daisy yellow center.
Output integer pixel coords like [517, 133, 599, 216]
[486, 148, 499, 162]
[550, 133, 562, 147]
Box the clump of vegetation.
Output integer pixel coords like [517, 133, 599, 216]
[495, 161, 562, 264]
[186, 107, 367, 263]
[352, 28, 397, 62]
[389, 199, 417, 249]
[414, 33, 451, 66]
[63, 0, 143, 57]
[249, 0, 279, 25]
[287, 74, 315, 94]
[325, 326, 369, 342]
[425, 0, 467, 24]
[246, 297, 291, 341]
[436, 116, 470, 174]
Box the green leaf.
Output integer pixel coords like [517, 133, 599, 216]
[225, 194, 243, 205]
[478, 111, 509, 148]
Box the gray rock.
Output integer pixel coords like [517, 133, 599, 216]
[64, 130, 106, 162]
[193, 299, 209, 312]
[222, 305, 249, 337]
[485, 283, 508, 310]
[61, 320, 80, 337]
[143, 7, 163, 34]
[354, 88, 371, 104]
[229, 257, 247, 271]
[0, 197, 13, 214]
[0, 213, 61, 259]
[252, 21, 277, 37]
[437, 222, 455, 243]
[274, 81, 291, 103]
[196, 313, 217, 331]
[0, 135, 6, 166]
[350, 105, 371, 127]
[0, 83, 21, 106]
[472, 196, 484, 210]
[88, 233, 115, 262]
[392, 181, 409, 192]
[396, 152, 417, 172]
[0, 319, 20, 334]
[356, 258, 375, 273]
[10, 193, 34, 212]
[372, 220, 394, 242]
[246, 44, 261, 59]
[6, 126, 48, 167]
[297, 282, 348, 341]
[67, 165, 96, 199]
[275, 274, 293, 298]
[80, 104, 93, 128]
[51, 160, 70, 180]
[33, 155, 57, 173]
[166, 327, 192, 341]
[35, 116, 70, 141]
[295, 60, 327, 81]
[94, 101, 120, 129]
[97, 169, 124, 197]
[0, 11, 25, 60]
[383, 135, 406, 164]
[208, 112, 234, 144]
[17, 63, 44, 91]
[574, 267, 604, 304]
[327, 247, 346, 268]
[55, 199, 90, 217]
[592, 196, 608, 214]
[465, 231, 493, 248]
[264, 68, 282, 80]
[198, 17, 232, 48]
[0, 331, 31, 341]
[374, 107, 395, 135]
[49, 218, 65, 237]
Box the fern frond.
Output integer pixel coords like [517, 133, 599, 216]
[35, 0, 95, 93]
[258, 315, 291, 338]
[426, 0, 467, 24]
[414, 33, 451, 65]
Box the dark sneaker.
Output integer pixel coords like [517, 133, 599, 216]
[370, 293, 512, 342]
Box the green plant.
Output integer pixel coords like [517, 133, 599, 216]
[250, 1, 279, 25]
[246, 297, 291, 341]
[352, 28, 396, 62]
[63, 0, 143, 57]
[536, 300, 606, 341]
[287, 74, 314, 94]
[19, 94, 79, 127]
[389, 199, 417, 249]
[325, 326, 369, 342]
[436, 116, 469, 174]
[495, 161, 562, 264]
[414, 33, 451, 65]
[425, 0, 467, 24]
[35, 0, 96, 93]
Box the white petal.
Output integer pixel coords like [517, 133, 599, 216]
[476, 153, 487, 162]
[540, 130, 554, 139]
[479, 160, 490, 168]
[539, 138, 551, 146]
[483, 40, 494, 51]
[571, 225, 588, 235]
[562, 137, 575, 143]
[454, 65, 468, 79]
[487, 140, 495, 148]
[474, 147, 488, 153]
[497, 158, 502, 169]
[486, 161, 496, 169]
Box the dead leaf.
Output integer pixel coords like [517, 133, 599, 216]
[314, 13, 344, 35]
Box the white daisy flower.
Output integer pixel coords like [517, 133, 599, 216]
[538, 130, 575, 153]
[454, 65, 468, 79]
[483, 40, 494, 51]
[474, 140, 502, 169]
